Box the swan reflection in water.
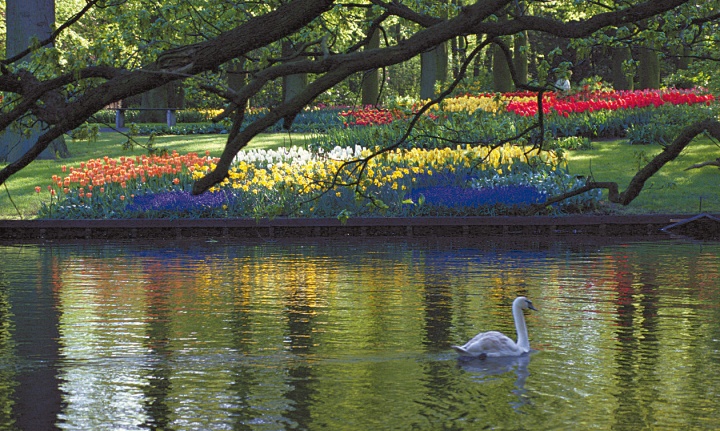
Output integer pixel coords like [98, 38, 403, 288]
[457, 353, 532, 409]
[452, 297, 536, 358]
[451, 296, 537, 410]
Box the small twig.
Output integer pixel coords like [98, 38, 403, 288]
[3, 182, 22, 219]
[684, 158, 720, 171]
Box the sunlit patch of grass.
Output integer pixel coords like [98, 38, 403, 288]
[566, 138, 720, 214]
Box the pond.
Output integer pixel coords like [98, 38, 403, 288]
[0, 237, 719, 430]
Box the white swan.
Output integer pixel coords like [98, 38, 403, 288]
[452, 296, 537, 359]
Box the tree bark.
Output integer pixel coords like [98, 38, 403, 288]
[1, 0, 67, 163]
[420, 48, 438, 99]
[492, 38, 513, 92]
[227, 60, 249, 107]
[282, 40, 308, 129]
[611, 46, 634, 90]
[361, 22, 381, 106]
[513, 31, 528, 86]
[638, 45, 660, 89]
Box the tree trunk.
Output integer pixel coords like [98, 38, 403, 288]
[420, 48, 438, 99]
[611, 46, 634, 90]
[678, 45, 691, 70]
[1, 0, 67, 163]
[472, 34, 484, 78]
[638, 46, 660, 89]
[139, 87, 169, 123]
[451, 0, 466, 80]
[492, 38, 513, 93]
[435, 42, 448, 85]
[513, 31, 528, 86]
[227, 60, 249, 107]
[420, 0, 449, 99]
[282, 40, 308, 129]
[361, 22, 381, 106]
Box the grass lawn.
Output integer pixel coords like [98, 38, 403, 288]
[0, 131, 718, 219]
[567, 139, 720, 214]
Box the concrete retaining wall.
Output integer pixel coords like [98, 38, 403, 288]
[0, 214, 708, 241]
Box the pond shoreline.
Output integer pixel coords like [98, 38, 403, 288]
[1, 213, 717, 241]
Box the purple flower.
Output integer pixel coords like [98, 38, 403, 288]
[410, 185, 546, 208]
[126, 191, 228, 214]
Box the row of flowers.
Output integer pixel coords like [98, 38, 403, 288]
[338, 88, 715, 126]
[37, 144, 599, 219]
[505, 89, 715, 117]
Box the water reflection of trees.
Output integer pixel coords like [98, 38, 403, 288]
[0, 269, 16, 430]
[611, 253, 660, 430]
[10, 248, 63, 431]
[0, 241, 719, 429]
[141, 261, 174, 429]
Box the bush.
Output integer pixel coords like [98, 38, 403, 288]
[552, 136, 593, 150]
[625, 104, 717, 146]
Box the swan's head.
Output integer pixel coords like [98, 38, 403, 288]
[515, 296, 537, 311]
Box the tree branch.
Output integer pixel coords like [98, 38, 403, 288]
[685, 158, 720, 171]
[528, 117, 720, 214]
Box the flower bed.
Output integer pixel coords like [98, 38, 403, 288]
[48, 87, 715, 219]
[37, 144, 600, 219]
[504, 89, 714, 117]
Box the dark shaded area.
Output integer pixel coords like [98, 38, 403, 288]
[661, 213, 720, 240]
[2, 214, 710, 241]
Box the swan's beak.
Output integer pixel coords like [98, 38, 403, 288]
[529, 304, 538, 311]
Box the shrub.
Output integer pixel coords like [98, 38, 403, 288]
[552, 136, 593, 150]
[626, 104, 717, 146]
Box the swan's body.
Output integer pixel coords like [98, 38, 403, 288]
[452, 297, 537, 359]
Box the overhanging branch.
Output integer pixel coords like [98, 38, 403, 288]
[528, 117, 720, 214]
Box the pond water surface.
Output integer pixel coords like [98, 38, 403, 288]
[0, 237, 719, 430]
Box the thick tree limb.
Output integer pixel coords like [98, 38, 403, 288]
[528, 118, 720, 214]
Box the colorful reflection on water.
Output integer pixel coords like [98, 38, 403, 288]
[0, 238, 719, 430]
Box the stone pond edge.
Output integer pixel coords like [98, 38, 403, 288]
[2, 213, 718, 241]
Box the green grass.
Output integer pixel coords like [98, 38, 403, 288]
[566, 139, 720, 214]
[1, 131, 718, 219]
[0, 131, 314, 219]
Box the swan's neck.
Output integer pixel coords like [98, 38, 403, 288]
[512, 302, 530, 352]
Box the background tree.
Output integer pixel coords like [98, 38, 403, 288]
[611, 46, 634, 90]
[0, 0, 67, 163]
[492, 37, 514, 92]
[360, 7, 382, 106]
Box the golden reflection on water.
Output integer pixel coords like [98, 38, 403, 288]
[0, 239, 718, 430]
